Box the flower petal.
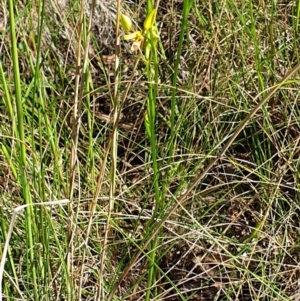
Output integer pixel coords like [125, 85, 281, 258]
[131, 40, 142, 52]
[124, 31, 142, 41]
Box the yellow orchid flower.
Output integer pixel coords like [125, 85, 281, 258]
[119, 9, 159, 55]
[123, 31, 144, 52]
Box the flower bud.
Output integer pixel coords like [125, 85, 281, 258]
[120, 14, 132, 31]
[145, 43, 151, 61]
[143, 9, 157, 31]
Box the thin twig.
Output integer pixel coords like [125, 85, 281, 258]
[75, 0, 97, 298]
[67, 0, 85, 297]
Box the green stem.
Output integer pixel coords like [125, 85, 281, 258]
[169, 0, 193, 158]
[144, 26, 160, 301]
[8, 0, 37, 298]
